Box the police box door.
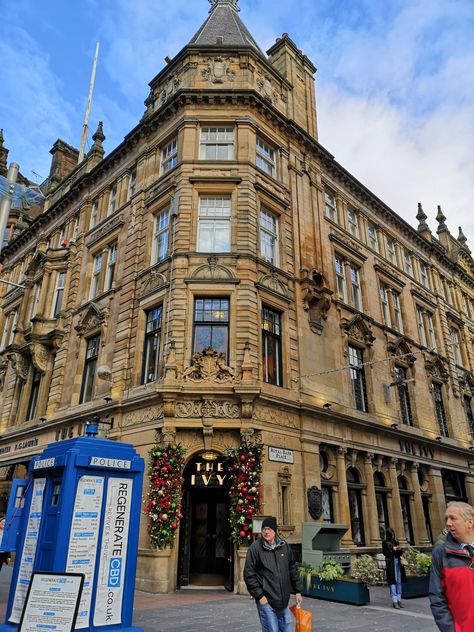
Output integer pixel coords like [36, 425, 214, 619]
[178, 454, 232, 588]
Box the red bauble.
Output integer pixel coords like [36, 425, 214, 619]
[239, 530, 246, 538]
[240, 455, 246, 462]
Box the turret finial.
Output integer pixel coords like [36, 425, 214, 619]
[416, 202, 429, 233]
[436, 205, 447, 234]
[209, 0, 240, 12]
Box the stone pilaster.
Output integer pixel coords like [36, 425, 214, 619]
[387, 458, 407, 545]
[408, 462, 430, 546]
[364, 452, 381, 547]
[336, 447, 352, 544]
[428, 467, 447, 539]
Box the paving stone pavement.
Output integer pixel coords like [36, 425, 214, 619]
[1, 565, 437, 631]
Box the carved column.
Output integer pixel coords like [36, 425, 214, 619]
[336, 447, 352, 544]
[387, 458, 407, 544]
[37, 268, 52, 318]
[429, 467, 448, 537]
[302, 440, 321, 521]
[364, 453, 381, 547]
[408, 462, 430, 545]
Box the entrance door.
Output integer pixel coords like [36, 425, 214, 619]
[190, 489, 228, 581]
[178, 455, 233, 589]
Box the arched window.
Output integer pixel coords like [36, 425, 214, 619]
[347, 467, 365, 545]
[442, 470, 467, 503]
[374, 471, 389, 539]
[398, 475, 414, 544]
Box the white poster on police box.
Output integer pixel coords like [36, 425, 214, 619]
[66, 475, 104, 629]
[94, 477, 132, 626]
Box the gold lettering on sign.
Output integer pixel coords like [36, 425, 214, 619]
[190, 460, 227, 486]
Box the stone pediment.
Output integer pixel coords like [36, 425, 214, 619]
[187, 257, 238, 283]
[387, 337, 416, 365]
[424, 355, 449, 382]
[256, 272, 289, 300]
[75, 303, 108, 339]
[340, 313, 375, 346]
[139, 270, 168, 297]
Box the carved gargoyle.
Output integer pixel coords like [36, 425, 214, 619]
[300, 268, 333, 334]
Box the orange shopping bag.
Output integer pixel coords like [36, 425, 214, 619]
[290, 604, 313, 632]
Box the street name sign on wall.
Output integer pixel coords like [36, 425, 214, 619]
[268, 447, 294, 464]
[18, 572, 84, 632]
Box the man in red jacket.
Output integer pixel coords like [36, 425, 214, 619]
[429, 501, 474, 632]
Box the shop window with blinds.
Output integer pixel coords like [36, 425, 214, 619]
[193, 298, 229, 361]
[141, 306, 163, 384]
[262, 307, 283, 387]
[348, 345, 368, 412]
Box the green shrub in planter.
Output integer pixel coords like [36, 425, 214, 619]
[298, 561, 315, 592]
[403, 547, 432, 576]
[315, 558, 345, 581]
[351, 555, 380, 586]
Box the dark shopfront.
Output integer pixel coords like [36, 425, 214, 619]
[178, 454, 233, 590]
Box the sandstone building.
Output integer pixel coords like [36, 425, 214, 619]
[1, 0, 473, 593]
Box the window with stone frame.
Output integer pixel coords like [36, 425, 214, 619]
[432, 381, 449, 437]
[419, 261, 430, 289]
[90, 253, 103, 300]
[52, 270, 67, 317]
[197, 195, 231, 252]
[449, 328, 463, 366]
[324, 190, 338, 222]
[262, 306, 283, 387]
[334, 255, 364, 310]
[107, 184, 117, 215]
[104, 242, 118, 292]
[259, 207, 279, 265]
[256, 136, 276, 177]
[90, 201, 99, 229]
[161, 138, 178, 173]
[348, 345, 368, 412]
[379, 284, 404, 332]
[141, 306, 163, 384]
[80, 335, 100, 404]
[349, 264, 362, 310]
[367, 222, 379, 252]
[403, 249, 413, 276]
[398, 476, 414, 544]
[395, 365, 413, 426]
[347, 467, 365, 545]
[374, 471, 390, 540]
[386, 236, 397, 265]
[152, 207, 170, 264]
[26, 367, 41, 421]
[127, 169, 137, 199]
[463, 394, 474, 439]
[347, 209, 359, 238]
[200, 127, 234, 160]
[335, 255, 347, 302]
[193, 297, 229, 362]
[416, 306, 436, 348]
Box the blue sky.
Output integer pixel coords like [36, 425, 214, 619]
[1, 0, 473, 245]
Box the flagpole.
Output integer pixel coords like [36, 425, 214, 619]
[78, 42, 100, 163]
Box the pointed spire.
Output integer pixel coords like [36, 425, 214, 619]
[209, 0, 239, 12]
[0, 128, 9, 177]
[416, 202, 430, 233]
[436, 205, 447, 234]
[88, 121, 105, 160]
[457, 226, 471, 253]
[189, 0, 263, 53]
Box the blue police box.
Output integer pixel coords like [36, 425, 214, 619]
[0, 422, 144, 632]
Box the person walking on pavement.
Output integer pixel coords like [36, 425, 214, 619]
[429, 501, 474, 632]
[244, 516, 302, 632]
[382, 527, 406, 609]
[0, 515, 11, 573]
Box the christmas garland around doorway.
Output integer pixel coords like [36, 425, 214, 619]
[225, 440, 264, 546]
[145, 443, 186, 549]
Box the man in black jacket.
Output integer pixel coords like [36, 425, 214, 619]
[244, 516, 302, 632]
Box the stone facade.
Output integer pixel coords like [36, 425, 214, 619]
[1, 0, 474, 593]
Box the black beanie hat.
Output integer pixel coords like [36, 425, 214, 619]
[262, 516, 277, 532]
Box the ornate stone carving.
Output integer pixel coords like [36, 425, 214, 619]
[240, 428, 262, 444]
[307, 486, 323, 520]
[159, 426, 177, 445]
[188, 257, 237, 281]
[240, 342, 254, 382]
[31, 343, 50, 374]
[0, 361, 7, 391]
[159, 73, 181, 104]
[182, 347, 235, 383]
[140, 270, 168, 296]
[387, 337, 416, 365]
[254, 403, 298, 428]
[300, 268, 333, 334]
[164, 340, 178, 384]
[340, 313, 375, 347]
[201, 57, 235, 83]
[257, 272, 289, 298]
[122, 405, 163, 428]
[256, 72, 277, 103]
[7, 352, 29, 380]
[75, 303, 108, 341]
[424, 355, 449, 382]
[175, 400, 240, 419]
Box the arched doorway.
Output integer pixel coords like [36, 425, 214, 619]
[177, 453, 233, 590]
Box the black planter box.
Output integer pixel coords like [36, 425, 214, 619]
[402, 575, 430, 598]
[302, 576, 370, 605]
